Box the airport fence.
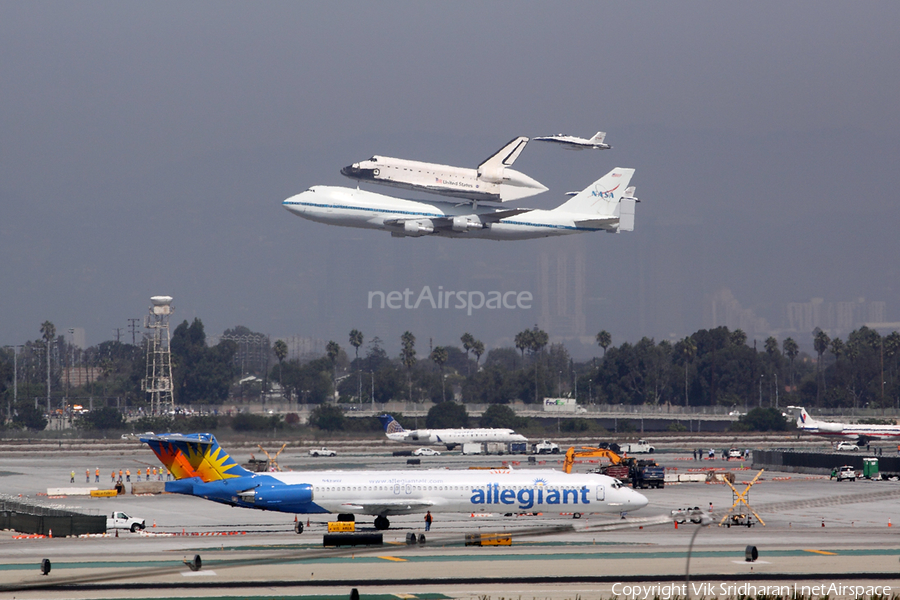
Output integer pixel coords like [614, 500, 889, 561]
[0, 495, 105, 537]
[753, 450, 900, 476]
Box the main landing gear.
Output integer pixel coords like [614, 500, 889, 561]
[374, 516, 390, 530]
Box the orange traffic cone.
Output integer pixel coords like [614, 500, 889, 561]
[889, 519, 892, 527]
[48, 529, 52, 538]
[674, 521, 678, 529]
[153, 520, 156, 528]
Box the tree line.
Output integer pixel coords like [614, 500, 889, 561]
[3, 318, 899, 432]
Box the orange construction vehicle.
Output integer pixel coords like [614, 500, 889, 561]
[563, 446, 629, 476]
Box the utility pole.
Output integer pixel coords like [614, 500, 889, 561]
[113, 328, 124, 343]
[128, 318, 141, 346]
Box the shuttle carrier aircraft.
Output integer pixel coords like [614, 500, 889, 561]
[284, 167, 638, 240]
[141, 433, 648, 532]
[341, 137, 546, 203]
[378, 414, 527, 450]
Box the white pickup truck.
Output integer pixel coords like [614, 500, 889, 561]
[533, 440, 560, 454]
[308, 447, 336, 457]
[107, 511, 145, 533]
[620, 439, 655, 454]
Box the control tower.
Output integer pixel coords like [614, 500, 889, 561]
[144, 296, 174, 415]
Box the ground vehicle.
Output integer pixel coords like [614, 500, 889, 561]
[308, 447, 336, 457]
[836, 465, 857, 481]
[630, 460, 665, 489]
[620, 439, 655, 454]
[728, 448, 743, 459]
[461, 442, 483, 455]
[837, 441, 859, 451]
[508, 441, 528, 454]
[534, 440, 560, 454]
[543, 398, 587, 414]
[563, 446, 625, 474]
[413, 447, 440, 456]
[107, 511, 145, 533]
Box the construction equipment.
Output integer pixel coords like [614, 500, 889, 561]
[563, 446, 628, 475]
[718, 469, 766, 527]
[257, 443, 288, 471]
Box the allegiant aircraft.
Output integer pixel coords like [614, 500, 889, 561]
[141, 433, 649, 532]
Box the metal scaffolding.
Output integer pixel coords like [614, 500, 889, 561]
[143, 296, 174, 415]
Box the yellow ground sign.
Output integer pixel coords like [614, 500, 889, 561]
[90, 489, 118, 498]
[328, 520, 356, 532]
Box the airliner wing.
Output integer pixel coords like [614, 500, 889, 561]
[385, 208, 532, 233]
[339, 499, 435, 515]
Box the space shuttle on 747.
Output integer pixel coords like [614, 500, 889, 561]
[340, 137, 547, 203]
[284, 167, 638, 240]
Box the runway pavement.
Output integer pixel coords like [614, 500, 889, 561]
[2, 443, 900, 599]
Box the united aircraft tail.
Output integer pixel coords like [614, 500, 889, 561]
[141, 433, 252, 482]
[378, 414, 406, 434]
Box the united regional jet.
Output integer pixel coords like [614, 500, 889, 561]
[341, 137, 546, 203]
[378, 414, 527, 450]
[533, 131, 612, 150]
[787, 406, 900, 441]
[141, 433, 648, 532]
[283, 167, 638, 240]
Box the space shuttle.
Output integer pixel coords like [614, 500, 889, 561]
[340, 136, 547, 203]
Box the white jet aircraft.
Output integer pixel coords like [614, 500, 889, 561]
[787, 406, 900, 442]
[378, 414, 527, 450]
[533, 131, 612, 150]
[341, 137, 547, 203]
[283, 167, 638, 240]
[141, 433, 649, 532]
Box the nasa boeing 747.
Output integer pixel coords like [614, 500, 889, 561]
[283, 167, 638, 240]
[534, 131, 612, 150]
[378, 414, 527, 450]
[141, 433, 649, 532]
[341, 137, 547, 203]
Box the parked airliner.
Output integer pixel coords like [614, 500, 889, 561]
[341, 137, 547, 203]
[283, 167, 638, 240]
[533, 131, 612, 150]
[379, 414, 527, 450]
[141, 433, 649, 532]
[787, 406, 900, 441]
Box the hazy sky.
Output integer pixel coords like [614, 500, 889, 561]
[2, 2, 898, 357]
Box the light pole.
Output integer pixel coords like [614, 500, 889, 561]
[758, 374, 763, 408]
[774, 372, 778, 409]
[371, 371, 375, 412]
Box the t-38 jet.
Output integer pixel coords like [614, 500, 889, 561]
[533, 131, 612, 150]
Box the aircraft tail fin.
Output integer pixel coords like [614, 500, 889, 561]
[140, 433, 252, 482]
[553, 168, 635, 218]
[378, 414, 406, 435]
[786, 406, 814, 427]
[477, 136, 529, 170]
[590, 131, 607, 144]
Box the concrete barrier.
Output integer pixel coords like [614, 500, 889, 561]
[47, 487, 96, 496]
[132, 481, 165, 494]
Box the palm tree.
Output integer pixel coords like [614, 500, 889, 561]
[273, 339, 288, 401]
[530, 328, 549, 404]
[596, 330, 611, 357]
[400, 331, 416, 403]
[325, 341, 341, 401]
[430, 346, 449, 402]
[813, 328, 831, 403]
[514, 330, 532, 364]
[460, 333, 475, 376]
[679, 336, 696, 406]
[783, 337, 799, 390]
[471, 340, 485, 371]
[40, 321, 55, 408]
[764, 336, 779, 356]
[349, 329, 363, 403]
